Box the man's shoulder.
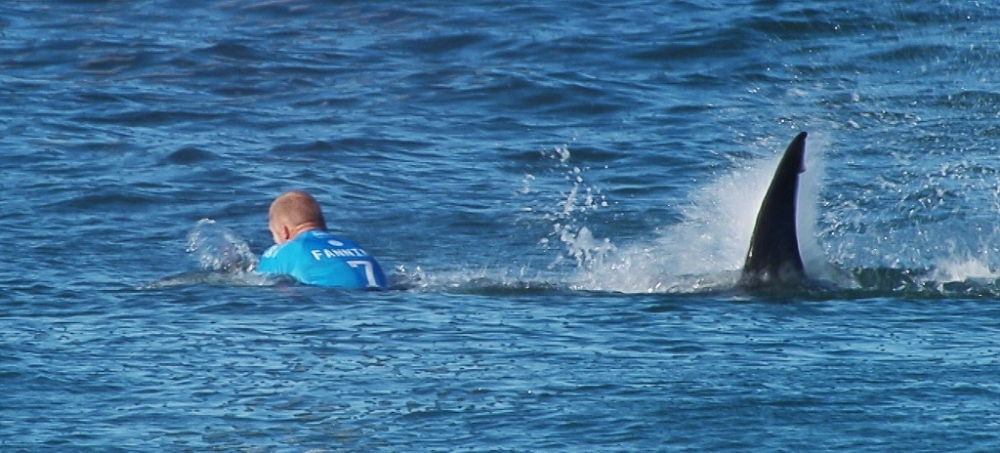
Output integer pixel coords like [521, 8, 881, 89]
[261, 243, 283, 259]
[257, 241, 296, 274]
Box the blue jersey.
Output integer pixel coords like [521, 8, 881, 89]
[256, 230, 388, 289]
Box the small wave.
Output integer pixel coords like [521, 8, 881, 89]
[47, 189, 165, 210]
[140, 269, 281, 289]
[161, 147, 219, 165]
[197, 40, 266, 62]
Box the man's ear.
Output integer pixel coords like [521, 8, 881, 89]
[279, 224, 293, 242]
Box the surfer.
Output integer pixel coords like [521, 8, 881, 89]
[256, 190, 389, 289]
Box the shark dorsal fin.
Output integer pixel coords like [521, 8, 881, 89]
[741, 132, 808, 286]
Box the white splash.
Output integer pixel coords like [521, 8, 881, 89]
[186, 218, 259, 272]
[522, 144, 613, 271]
[141, 219, 270, 289]
[562, 134, 833, 293]
[929, 256, 998, 284]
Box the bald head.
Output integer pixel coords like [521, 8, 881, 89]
[267, 190, 327, 244]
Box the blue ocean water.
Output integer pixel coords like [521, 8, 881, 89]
[2, 1, 1000, 451]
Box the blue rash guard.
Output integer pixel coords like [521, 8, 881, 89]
[256, 229, 388, 289]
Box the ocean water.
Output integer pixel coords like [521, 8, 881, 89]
[3, 1, 1000, 451]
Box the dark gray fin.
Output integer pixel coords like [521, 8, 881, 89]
[740, 132, 808, 286]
